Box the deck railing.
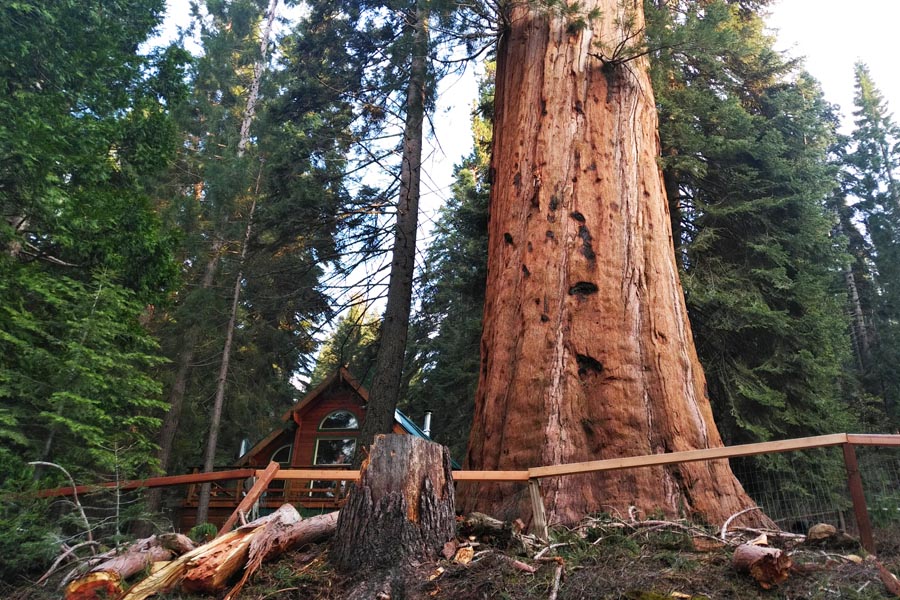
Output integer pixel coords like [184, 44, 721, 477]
[33, 433, 900, 552]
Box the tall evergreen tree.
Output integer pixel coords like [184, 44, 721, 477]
[843, 62, 900, 426]
[404, 72, 492, 460]
[152, 0, 360, 501]
[291, 0, 484, 459]
[647, 0, 856, 506]
[0, 0, 183, 480]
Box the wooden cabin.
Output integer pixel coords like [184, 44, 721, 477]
[179, 368, 433, 530]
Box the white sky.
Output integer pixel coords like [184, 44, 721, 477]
[768, 0, 900, 131]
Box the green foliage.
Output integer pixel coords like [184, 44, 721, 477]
[188, 521, 218, 543]
[310, 301, 381, 387]
[0, 0, 180, 484]
[0, 0, 182, 301]
[842, 63, 900, 427]
[0, 265, 168, 478]
[646, 0, 857, 501]
[0, 455, 57, 583]
[149, 0, 369, 476]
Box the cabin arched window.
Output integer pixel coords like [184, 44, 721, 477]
[270, 444, 292, 466]
[265, 444, 293, 499]
[310, 410, 359, 499]
[318, 410, 359, 430]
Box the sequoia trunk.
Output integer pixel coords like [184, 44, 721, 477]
[463, 0, 762, 526]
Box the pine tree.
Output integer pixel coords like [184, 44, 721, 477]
[647, 1, 857, 507]
[290, 0, 486, 459]
[0, 0, 183, 480]
[152, 0, 361, 502]
[844, 62, 900, 426]
[404, 71, 492, 460]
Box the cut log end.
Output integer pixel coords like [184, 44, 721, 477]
[65, 572, 122, 600]
[733, 543, 792, 589]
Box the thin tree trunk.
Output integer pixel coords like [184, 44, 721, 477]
[845, 265, 870, 369]
[192, 0, 278, 524]
[196, 199, 257, 524]
[355, 3, 428, 458]
[462, 0, 765, 527]
[834, 202, 875, 372]
[238, 0, 279, 158]
[147, 236, 221, 513]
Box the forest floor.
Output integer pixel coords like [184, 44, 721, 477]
[228, 522, 900, 600]
[6, 517, 900, 599]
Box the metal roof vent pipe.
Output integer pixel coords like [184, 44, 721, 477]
[422, 410, 433, 438]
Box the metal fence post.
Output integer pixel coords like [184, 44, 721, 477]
[842, 443, 875, 553]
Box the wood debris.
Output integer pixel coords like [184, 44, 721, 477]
[733, 542, 793, 589]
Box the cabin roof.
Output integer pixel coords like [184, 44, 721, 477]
[235, 367, 443, 466]
[280, 367, 369, 423]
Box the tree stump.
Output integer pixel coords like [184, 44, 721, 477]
[332, 434, 455, 572]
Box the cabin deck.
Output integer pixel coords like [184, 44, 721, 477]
[177, 465, 351, 531]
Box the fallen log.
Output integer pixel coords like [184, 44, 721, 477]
[224, 509, 338, 600]
[64, 534, 195, 600]
[732, 542, 792, 589]
[118, 505, 338, 600]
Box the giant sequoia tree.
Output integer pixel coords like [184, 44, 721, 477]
[462, 0, 760, 525]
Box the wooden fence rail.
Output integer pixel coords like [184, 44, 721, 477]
[30, 432, 900, 552]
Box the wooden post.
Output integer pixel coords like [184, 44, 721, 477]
[528, 478, 549, 542]
[218, 462, 280, 536]
[842, 443, 875, 553]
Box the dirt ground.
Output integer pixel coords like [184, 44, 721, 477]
[231, 521, 900, 600]
[6, 519, 900, 599]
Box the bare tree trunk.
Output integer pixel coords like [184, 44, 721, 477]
[238, 0, 279, 158]
[462, 0, 765, 527]
[148, 237, 221, 513]
[196, 199, 258, 524]
[356, 3, 427, 458]
[193, 0, 278, 524]
[845, 265, 871, 369]
[833, 202, 874, 372]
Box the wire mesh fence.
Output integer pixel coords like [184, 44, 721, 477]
[728, 444, 900, 549]
[730, 448, 853, 534]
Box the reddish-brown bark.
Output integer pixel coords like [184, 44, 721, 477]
[462, 0, 764, 527]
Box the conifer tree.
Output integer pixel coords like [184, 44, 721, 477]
[292, 0, 484, 459]
[404, 72, 492, 460]
[843, 62, 900, 426]
[648, 1, 856, 505]
[152, 0, 359, 512]
[0, 0, 183, 481]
